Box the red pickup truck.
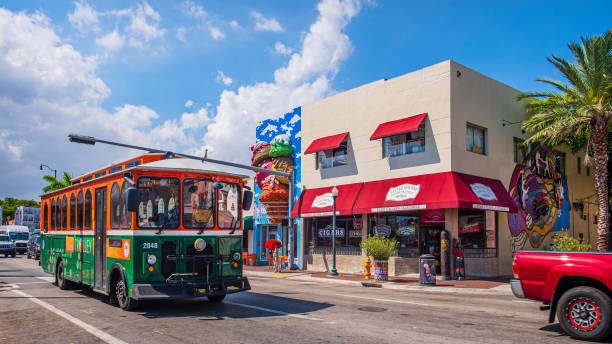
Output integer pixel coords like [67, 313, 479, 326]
[512, 251, 612, 341]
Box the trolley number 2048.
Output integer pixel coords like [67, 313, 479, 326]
[143, 242, 158, 249]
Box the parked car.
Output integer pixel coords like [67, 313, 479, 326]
[511, 251, 612, 341]
[0, 234, 16, 258]
[27, 234, 41, 260]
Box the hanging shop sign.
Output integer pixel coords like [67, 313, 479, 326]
[317, 224, 345, 238]
[312, 193, 334, 208]
[420, 209, 445, 224]
[352, 218, 363, 229]
[470, 183, 497, 201]
[385, 183, 420, 201]
[374, 224, 392, 237]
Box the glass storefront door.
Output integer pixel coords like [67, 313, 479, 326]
[420, 226, 444, 272]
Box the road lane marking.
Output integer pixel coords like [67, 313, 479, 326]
[13, 281, 49, 284]
[36, 276, 55, 282]
[8, 284, 128, 344]
[337, 293, 434, 307]
[225, 301, 327, 322]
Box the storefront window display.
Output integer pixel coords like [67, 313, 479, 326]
[369, 213, 419, 257]
[458, 209, 497, 257]
[307, 216, 362, 254]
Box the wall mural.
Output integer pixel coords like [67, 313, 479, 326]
[252, 107, 302, 224]
[508, 146, 570, 250]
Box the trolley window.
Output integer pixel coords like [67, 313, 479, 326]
[77, 191, 83, 230]
[84, 190, 92, 230]
[217, 182, 241, 229]
[70, 193, 76, 230]
[50, 199, 55, 231]
[137, 177, 180, 229]
[62, 195, 67, 230]
[110, 182, 120, 229]
[56, 197, 61, 230]
[121, 181, 132, 229]
[183, 179, 215, 229]
[43, 203, 48, 232]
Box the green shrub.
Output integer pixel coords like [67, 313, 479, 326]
[360, 235, 397, 261]
[552, 232, 591, 252]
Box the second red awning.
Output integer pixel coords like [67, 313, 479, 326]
[304, 132, 349, 155]
[291, 182, 363, 218]
[352, 171, 517, 214]
[370, 113, 427, 140]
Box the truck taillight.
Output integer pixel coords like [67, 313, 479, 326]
[512, 256, 520, 279]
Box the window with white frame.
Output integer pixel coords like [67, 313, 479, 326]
[382, 124, 425, 158]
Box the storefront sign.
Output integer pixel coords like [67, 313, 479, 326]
[374, 224, 392, 236]
[318, 224, 345, 238]
[420, 209, 445, 224]
[385, 183, 420, 201]
[312, 193, 334, 208]
[349, 230, 362, 238]
[470, 183, 497, 201]
[353, 218, 362, 229]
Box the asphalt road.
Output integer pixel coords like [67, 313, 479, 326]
[0, 256, 589, 344]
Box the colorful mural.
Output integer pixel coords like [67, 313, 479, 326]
[508, 146, 571, 249]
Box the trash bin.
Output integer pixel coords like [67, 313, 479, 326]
[419, 254, 436, 285]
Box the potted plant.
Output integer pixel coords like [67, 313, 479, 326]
[360, 235, 397, 281]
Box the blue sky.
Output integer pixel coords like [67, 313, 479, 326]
[0, 0, 610, 200]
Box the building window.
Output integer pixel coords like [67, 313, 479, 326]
[121, 181, 132, 229]
[70, 193, 76, 230]
[466, 124, 486, 155]
[77, 191, 83, 230]
[62, 195, 67, 230]
[307, 216, 362, 255]
[110, 182, 120, 229]
[316, 140, 348, 169]
[382, 124, 426, 158]
[84, 190, 92, 230]
[43, 203, 48, 232]
[369, 213, 419, 258]
[577, 156, 581, 174]
[458, 209, 497, 257]
[513, 138, 526, 164]
[554, 151, 566, 175]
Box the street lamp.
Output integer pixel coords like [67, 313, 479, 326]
[40, 164, 57, 179]
[330, 186, 339, 276]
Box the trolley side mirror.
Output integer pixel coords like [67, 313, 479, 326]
[242, 190, 253, 211]
[127, 188, 140, 212]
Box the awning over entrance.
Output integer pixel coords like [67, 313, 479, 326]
[352, 171, 517, 214]
[369, 113, 427, 140]
[291, 182, 363, 218]
[304, 132, 349, 155]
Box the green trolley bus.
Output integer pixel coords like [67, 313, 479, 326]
[40, 152, 254, 310]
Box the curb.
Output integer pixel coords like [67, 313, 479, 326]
[244, 271, 512, 296]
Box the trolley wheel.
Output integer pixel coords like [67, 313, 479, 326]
[557, 286, 612, 341]
[116, 277, 138, 311]
[56, 262, 70, 290]
[207, 294, 226, 303]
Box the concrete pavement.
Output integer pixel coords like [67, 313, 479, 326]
[1, 256, 573, 344]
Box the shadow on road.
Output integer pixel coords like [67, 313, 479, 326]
[538, 324, 567, 337]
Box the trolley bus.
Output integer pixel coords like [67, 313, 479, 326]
[40, 152, 253, 310]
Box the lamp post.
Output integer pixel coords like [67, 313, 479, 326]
[330, 186, 339, 276]
[40, 164, 57, 179]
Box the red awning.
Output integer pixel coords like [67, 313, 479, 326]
[304, 132, 349, 155]
[352, 171, 517, 214]
[291, 183, 363, 218]
[370, 113, 427, 140]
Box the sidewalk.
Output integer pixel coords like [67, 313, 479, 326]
[244, 265, 512, 295]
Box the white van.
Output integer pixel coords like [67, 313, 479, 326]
[0, 225, 30, 254]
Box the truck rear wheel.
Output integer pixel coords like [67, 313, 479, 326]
[557, 286, 612, 341]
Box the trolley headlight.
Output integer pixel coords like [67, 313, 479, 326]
[194, 238, 207, 252]
[146, 254, 157, 265]
[232, 251, 241, 262]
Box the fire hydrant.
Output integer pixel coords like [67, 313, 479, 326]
[364, 256, 372, 279]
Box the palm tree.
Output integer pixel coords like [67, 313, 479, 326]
[42, 172, 72, 193]
[519, 29, 612, 251]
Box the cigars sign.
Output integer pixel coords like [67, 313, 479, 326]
[385, 183, 420, 201]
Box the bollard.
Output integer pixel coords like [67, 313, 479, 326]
[364, 256, 372, 279]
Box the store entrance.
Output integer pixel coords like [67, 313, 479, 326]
[420, 226, 444, 273]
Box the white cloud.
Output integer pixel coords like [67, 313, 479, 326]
[274, 42, 293, 56]
[210, 27, 225, 40]
[251, 11, 283, 32]
[185, 99, 194, 108]
[182, 1, 206, 19]
[229, 20, 239, 29]
[176, 26, 187, 42]
[202, 0, 362, 162]
[126, 2, 166, 47]
[96, 29, 125, 51]
[68, 0, 100, 33]
[216, 71, 233, 86]
[181, 108, 211, 129]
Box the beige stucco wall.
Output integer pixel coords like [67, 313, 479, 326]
[301, 60, 453, 189]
